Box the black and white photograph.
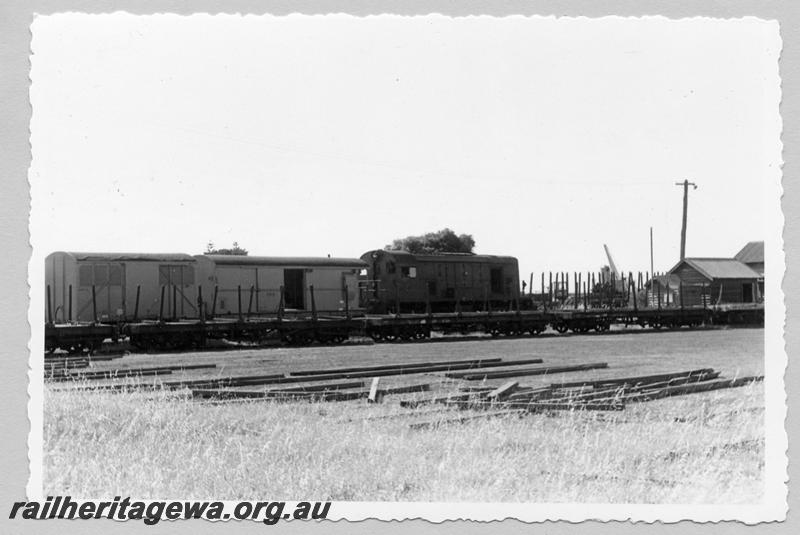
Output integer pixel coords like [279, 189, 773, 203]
[25, 12, 784, 523]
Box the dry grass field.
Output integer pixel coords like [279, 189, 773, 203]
[43, 327, 765, 503]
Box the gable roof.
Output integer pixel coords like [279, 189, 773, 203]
[670, 258, 760, 280]
[734, 241, 764, 264]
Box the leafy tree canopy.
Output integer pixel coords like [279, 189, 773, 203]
[385, 228, 475, 254]
[204, 241, 249, 256]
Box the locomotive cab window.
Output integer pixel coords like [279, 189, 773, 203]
[401, 266, 417, 278]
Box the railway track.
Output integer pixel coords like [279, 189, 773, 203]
[45, 303, 764, 355]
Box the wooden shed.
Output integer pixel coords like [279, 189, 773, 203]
[669, 258, 761, 306]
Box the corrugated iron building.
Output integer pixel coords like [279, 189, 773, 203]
[669, 258, 761, 306]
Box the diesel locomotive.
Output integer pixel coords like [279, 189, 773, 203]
[359, 249, 520, 313]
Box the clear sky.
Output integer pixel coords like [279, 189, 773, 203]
[29, 14, 781, 280]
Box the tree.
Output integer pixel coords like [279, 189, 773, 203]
[204, 241, 249, 256]
[385, 228, 475, 254]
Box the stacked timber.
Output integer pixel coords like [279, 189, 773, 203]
[404, 368, 763, 428]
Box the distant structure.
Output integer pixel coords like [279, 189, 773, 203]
[734, 241, 764, 276]
[669, 257, 761, 306]
[644, 274, 681, 307]
[734, 240, 765, 297]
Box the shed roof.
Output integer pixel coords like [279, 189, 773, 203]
[54, 252, 196, 262]
[734, 241, 764, 264]
[670, 258, 760, 280]
[201, 255, 366, 268]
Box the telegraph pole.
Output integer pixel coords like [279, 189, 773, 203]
[675, 179, 697, 260]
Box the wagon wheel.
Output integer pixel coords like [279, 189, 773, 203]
[489, 327, 502, 337]
[650, 321, 662, 330]
[414, 330, 429, 340]
[554, 323, 569, 334]
[383, 332, 397, 342]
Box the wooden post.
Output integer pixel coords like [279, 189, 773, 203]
[679, 281, 684, 312]
[702, 283, 707, 308]
[584, 280, 588, 309]
[68, 284, 72, 322]
[657, 281, 662, 310]
[133, 285, 141, 322]
[344, 284, 350, 319]
[575, 273, 580, 310]
[158, 286, 165, 322]
[278, 285, 285, 321]
[46, 284, 53, 325]
[197, 285, 204, 322]
[368, 377, 382, 403]
[610, 272, 615, 308]
[211, 285, 218, 319]
[237, 285, 243, 322]
[549, 272, 553, 305]
[310, 284, 318, 321]
[247, 285, 255, 318]
[173, 284, 178, 320]
[540, 273, 544, 310]
[91, 285, 97, 324]
[393, 280, 400, 315]
[632, 280, 638, 312]
[529, 273, 533, 297]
